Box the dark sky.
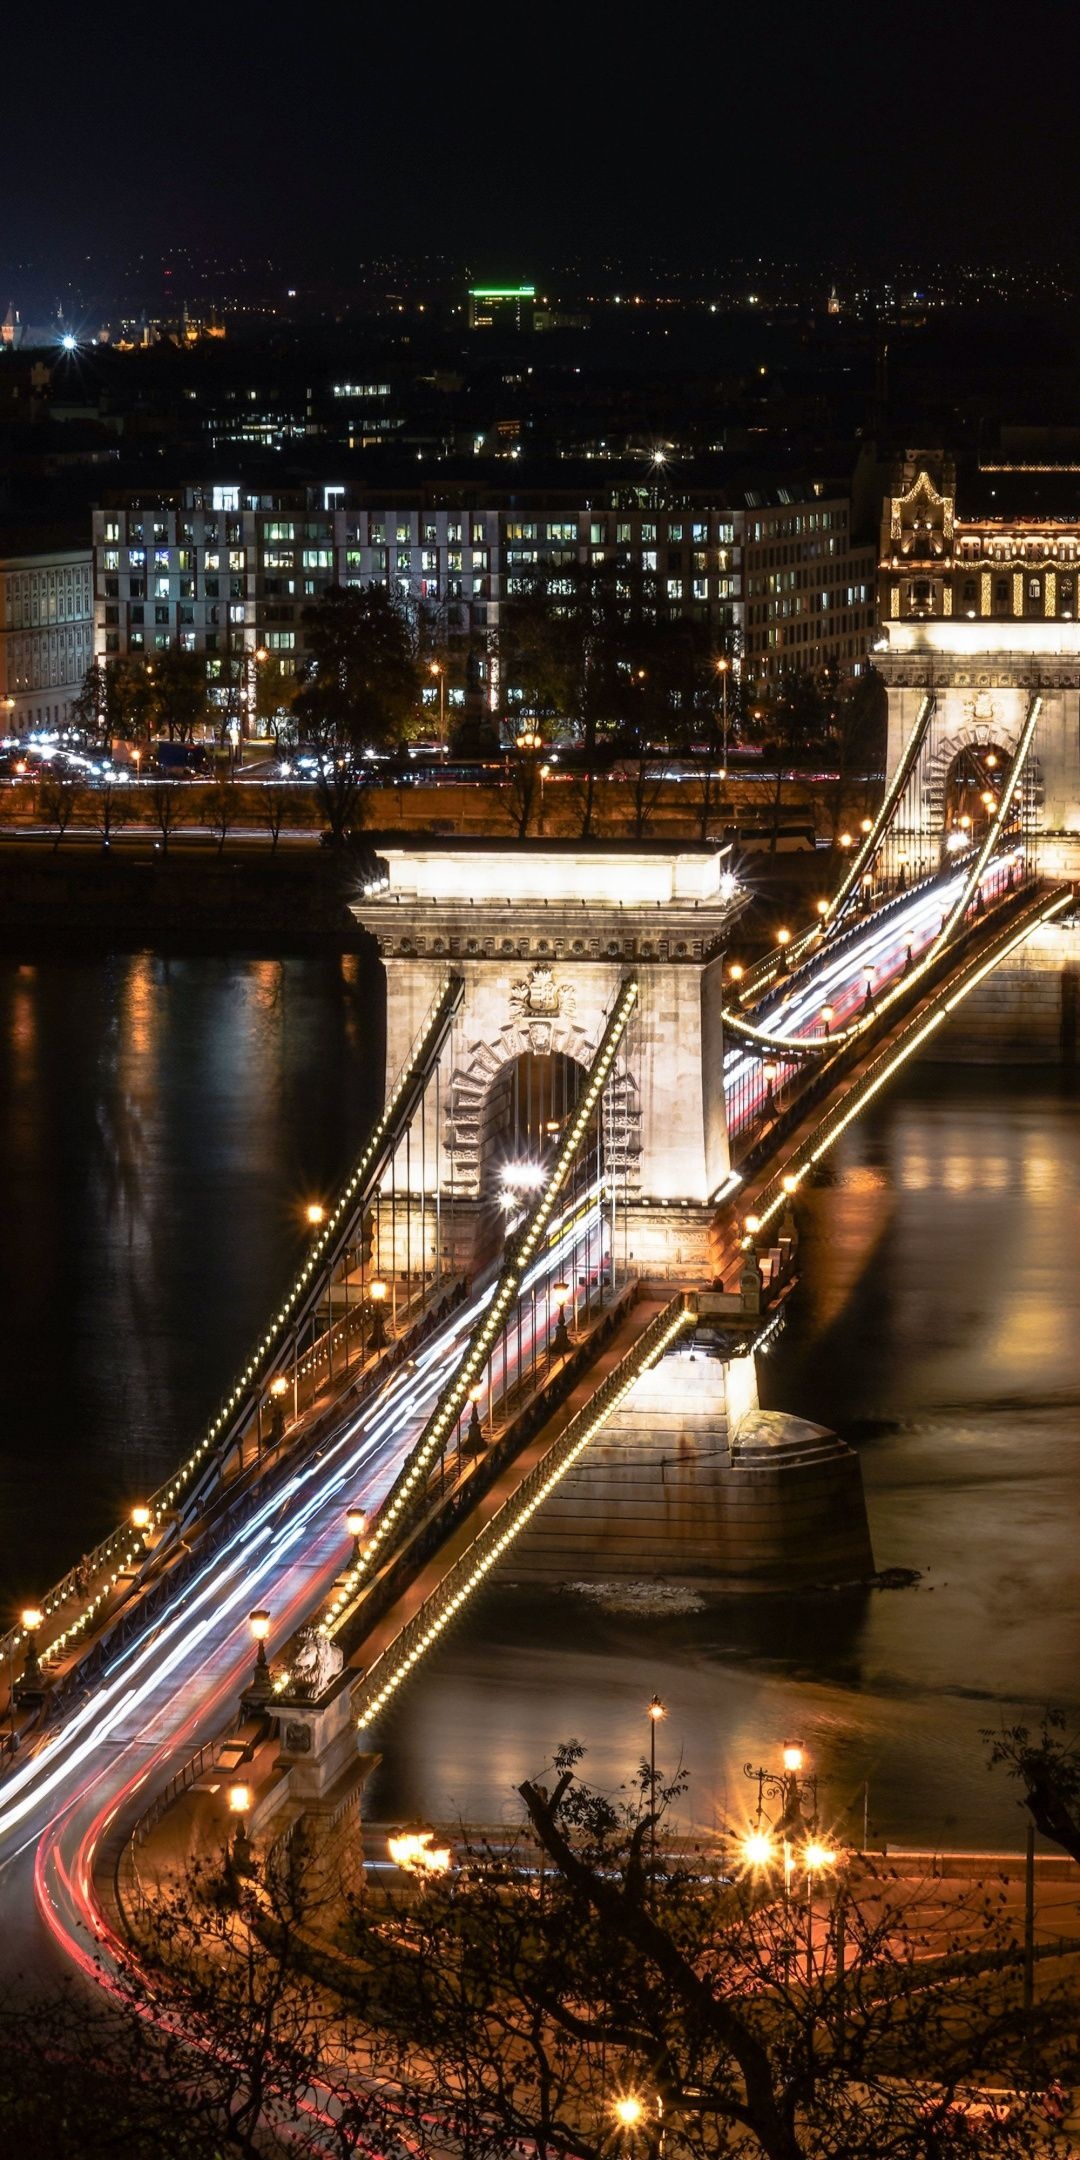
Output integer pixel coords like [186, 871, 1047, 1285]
[8, 0, 1080, 280]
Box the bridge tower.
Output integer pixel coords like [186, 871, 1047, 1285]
[877, 461, 1080, 881]
[351, 839, 739, 1283]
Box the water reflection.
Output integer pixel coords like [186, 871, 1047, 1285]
[0, 947, 382, 1603]
[365, 1066, 1080, 1850]
[2, 957, 1078, 1852]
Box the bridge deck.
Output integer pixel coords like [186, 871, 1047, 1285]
[344, 1287, 671, 1681]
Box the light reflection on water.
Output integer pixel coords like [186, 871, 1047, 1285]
[365, 1066, 1080, 1849]
[1, 951, 1077, 1850]
[0, 948, 382, 1600]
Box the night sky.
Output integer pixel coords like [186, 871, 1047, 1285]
[8, 0, 1080, 281]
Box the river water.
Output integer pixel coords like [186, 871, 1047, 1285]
[3, 949, 1078, 1848]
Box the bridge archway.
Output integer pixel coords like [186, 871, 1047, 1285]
[942, 738, 1015, 845]
[478, 1048, 591, 1202]
[921, 720, 1043, 847]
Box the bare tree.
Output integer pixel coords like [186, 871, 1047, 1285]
[39, 776, 81, 851]
[264, 786, 299, 853]
[205, 782, 239, 857]
[347, 1747, 1075, 2160]
[150, 781, 184, 854]
[88, 782, 129, 849]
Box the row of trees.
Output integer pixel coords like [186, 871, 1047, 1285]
[3, 1735, 1078, 2157]
[27, 775, 302, 853]
[72, 572, 884, 774]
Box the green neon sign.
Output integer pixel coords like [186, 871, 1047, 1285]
[470, 286, 536, 299]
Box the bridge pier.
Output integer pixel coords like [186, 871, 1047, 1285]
[502, 1343, 874, 1590]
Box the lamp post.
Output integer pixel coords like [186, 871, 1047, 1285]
[228, 1781, 254, 1875]
[245, 1608, 272, 1703]
[462, 1382, 485, 1459]
[428, 661, 446, 749]
[744, 1739, 817, 1840]
[715, 654, 731, 767]
[550, 1278, 572, 1358]
[305, 1200, 326, 1227]
[131, 1504, 153, 1549]
[346, 1505, 367, 1566]
[820, 1003, 834, 1040]
[369, 1277, 389, 1352]
[15, 1606, 44, 1703]
[647, 1694, 665, 1904]
[268, 1373, 288, 1445]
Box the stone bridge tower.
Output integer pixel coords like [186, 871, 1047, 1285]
[878, 461, 1080, 869]
[351, 839, 740, 1281]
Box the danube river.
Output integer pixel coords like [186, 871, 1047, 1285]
[3, 947, 1078, 1847]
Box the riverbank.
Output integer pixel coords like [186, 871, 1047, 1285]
[0, 846, 366, 946]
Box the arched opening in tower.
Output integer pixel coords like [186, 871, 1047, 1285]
[479, 1049, 593, 1204]
[942, 740, 1016, 848]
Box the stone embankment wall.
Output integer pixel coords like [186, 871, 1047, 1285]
[0, 852, 361, 942]
[928, 920, 1080, 1063]
[505, 1348, 874, 1590]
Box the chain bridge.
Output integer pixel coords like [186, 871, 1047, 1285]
[3, 636, 1078, 1947]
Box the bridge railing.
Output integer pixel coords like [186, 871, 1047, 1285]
[352, 1292, 694, 1733]
[2, 973, 465, 1686]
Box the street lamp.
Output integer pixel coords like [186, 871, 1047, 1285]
[15, 1606, 45, 1703]
[345, 1504, 367, 1564]
[715, 653, 731, 765]
[740, 1828, 777, 1869]
[647, 1695, 666, 1900]
[305, 1201, 326, 1227]
[612, 2094, 645, 2132]
[550, 1278, 572, 1358]
[820, 1003, 834, 1039]
[245, 1608, 272, 1701]
[268, 1372, 288, 1444]
[428, 660, 446, 749]
[369, 1277, 389, 1351]
[744, 1740, 818, 1839]
[228, 1781, 254, 1874]
[463, 1382, 485, 1456]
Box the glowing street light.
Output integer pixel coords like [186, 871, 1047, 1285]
[17, 1607, 44, 1698]
[245, 1608, 272, 1702]
[838, 831, 853, 848]
[131, 1504, 152, 1532]
[550, 1278, 572, 1358]
[820, 1003, 834, 1038]
[387, 1826, 452, 1874]
[305, 1201, 326, 1227]
[345, 1504, 367, 1563]
[369, 1276, 389, 1351]
[463, 1382, 485, 1456]
[612, 2094, 645, 2131]
[741, 1828, 776, 1868]
[783, 1742, 805, 1773]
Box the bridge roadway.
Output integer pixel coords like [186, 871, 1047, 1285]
[723, 849, 1022, 1136]
[0, 1188, 614, 1995]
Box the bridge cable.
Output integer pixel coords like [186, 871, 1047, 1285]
[930, 692, 1041, 953]
[323, 976, 641, 1618]
[823, 690, 936, 932]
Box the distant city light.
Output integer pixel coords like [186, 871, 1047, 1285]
[60, 333, 77, 352]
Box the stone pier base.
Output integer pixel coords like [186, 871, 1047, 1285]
[504, 1345, 874, 1589]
